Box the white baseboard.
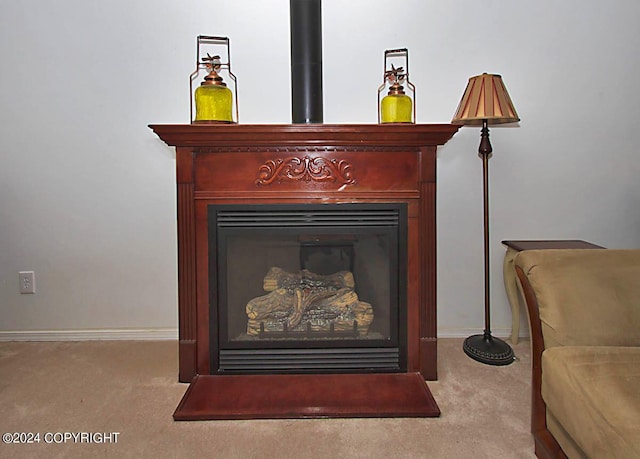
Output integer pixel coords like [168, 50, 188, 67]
[0, 328, 178, 342]
[0, 327, 525, 342]
[437, 327, 528, 339]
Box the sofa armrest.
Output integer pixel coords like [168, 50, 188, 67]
[516, 264, 567, 459]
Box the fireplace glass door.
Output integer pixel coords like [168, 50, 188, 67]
[209, 203, 407, 374]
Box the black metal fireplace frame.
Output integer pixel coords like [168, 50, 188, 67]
[208, 202, 408, 374]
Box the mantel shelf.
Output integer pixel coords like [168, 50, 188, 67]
[149, 123, 459, 148]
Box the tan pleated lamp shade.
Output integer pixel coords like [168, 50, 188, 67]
[452, 73, 519, 125]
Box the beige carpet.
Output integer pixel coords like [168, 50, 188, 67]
[0, 338, 534, 458]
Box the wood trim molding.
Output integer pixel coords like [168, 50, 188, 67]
[255, 156, 356, 186]
[176, 148, 198, 382]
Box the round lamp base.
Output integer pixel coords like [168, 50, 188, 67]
[463, 332, 515, 366]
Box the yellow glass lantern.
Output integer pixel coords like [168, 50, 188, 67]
[377, 48, 415, 124]
[190, 36, 238, 124]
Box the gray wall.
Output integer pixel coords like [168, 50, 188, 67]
[1, 0, 639, 338]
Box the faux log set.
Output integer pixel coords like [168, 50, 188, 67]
[246, 267, 374, 337]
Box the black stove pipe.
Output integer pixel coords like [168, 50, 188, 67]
[290, 0, 323, 123]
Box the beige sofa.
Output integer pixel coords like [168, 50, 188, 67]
[515, 249, 640, 459]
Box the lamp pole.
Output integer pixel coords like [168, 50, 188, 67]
[462, 119, 515, 366]
[480, 119, 492, 337]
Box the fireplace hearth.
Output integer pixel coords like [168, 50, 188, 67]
[150, 123, 458, 419]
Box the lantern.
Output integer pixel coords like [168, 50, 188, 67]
[377, 48, 415, 124]
[190, 36, 238, 124]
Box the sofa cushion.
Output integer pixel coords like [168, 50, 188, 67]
[515, 249, 640, 348]
[542, 346, 640, 458]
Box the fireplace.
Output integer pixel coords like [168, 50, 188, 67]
[210, 202, 407, 373]
[149, 123, 458, 419]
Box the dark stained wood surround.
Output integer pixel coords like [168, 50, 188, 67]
[150, 124, 459, 383]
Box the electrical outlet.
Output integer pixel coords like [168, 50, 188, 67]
[19, 271, 35, 294]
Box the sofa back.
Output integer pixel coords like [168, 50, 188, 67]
[515, 249, 640, 349]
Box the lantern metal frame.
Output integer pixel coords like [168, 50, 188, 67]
[189, 35, 239, 124]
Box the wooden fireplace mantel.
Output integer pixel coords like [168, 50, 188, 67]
[150, 123, 459, 383]
[150, 123, 459, 148]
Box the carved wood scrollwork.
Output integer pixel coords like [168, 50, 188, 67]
[256, 156, 356, 186]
